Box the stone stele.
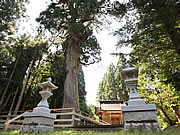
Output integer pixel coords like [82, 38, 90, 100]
[20, 78, 58, 133]
[121, 67, 161, 131]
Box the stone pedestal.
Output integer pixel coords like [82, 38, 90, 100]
[20, 111, 56, 132]
[21, 78, 58, 133]
[121, 67, 161, 131]
[122, 104, 161, 131]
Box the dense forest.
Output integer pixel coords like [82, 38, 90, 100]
[0, 0, 179, 129]
[97, 0, 180, 129]
[0, 0, 100, 114]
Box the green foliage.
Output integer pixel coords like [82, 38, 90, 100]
[112, 0, 180, 93]
[97, 63, 116, 101]
[36, 0, 104, 65]
[78, 65, 91, 113]
[0, 0, 92, 113]
[0, 0, 28, 41]
[0, 33, 90, 113]
[80, 35, 101, 64]
[36, 0, 107, 109]
[111, 0, 180, 127]
[0, 34, 49, 111]
[131, 0, 180, 54]
[49, 51, 66, 108]
[24, 51, 90, 110]
[138, 71, 179, 128]
[97, 56, 128, 102]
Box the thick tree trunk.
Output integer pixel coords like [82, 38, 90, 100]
[63, 38, 80, 110]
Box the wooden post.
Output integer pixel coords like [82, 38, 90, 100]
[71, 108, 75, 126]
[4, 120, 9, 132]
[78, 112, 81, 126]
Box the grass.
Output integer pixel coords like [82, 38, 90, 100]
[0, 126, 179, 135]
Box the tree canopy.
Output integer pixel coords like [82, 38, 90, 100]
[36, 0, 107, 110]
[112, 0, 180, 93]
[0, 0, 28, 41]
[0, 0, 92, 114]
[109, 0, 180, 127]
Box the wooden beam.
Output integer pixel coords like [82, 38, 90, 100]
[55, 119, 73, 122]
[54, 124, 73, 127]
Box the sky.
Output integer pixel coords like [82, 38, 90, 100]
[84, 30, 132, 105]
[21, 0, 131, 106]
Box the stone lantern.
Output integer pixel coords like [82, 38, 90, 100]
[21, 78, 58, 133]
[121, 67, 161, 131]
[121, 67, 145, 106]
[34, 78, 58, 114]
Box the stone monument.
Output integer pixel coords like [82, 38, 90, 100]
[121, 67, 161, 131]
[21, 78, 58, 133]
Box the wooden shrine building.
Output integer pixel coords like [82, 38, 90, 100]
[95, 100, 125, 125]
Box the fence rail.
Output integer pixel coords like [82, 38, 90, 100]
[0, 108, 110, 131]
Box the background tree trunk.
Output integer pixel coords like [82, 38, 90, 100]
[21, 56, 42, 111]
[1, 85, 14, 111]
[159, 104, 176, 126]
[0, 54, 20, 111]
[14, 59, 34, 115]
[171, 105, 180, 122]
[7, 86, 19, 120]
[63, 38, 80, 110]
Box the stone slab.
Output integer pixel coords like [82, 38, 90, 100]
[128, 99, 146, 106]
[23, 117, 54, 126]
[124, 122, 161, 131]
[23, 112, 56, 119]
[121, 104, 156, 112]
[20, 125, 53, 133]
[123, 111, 158, 122]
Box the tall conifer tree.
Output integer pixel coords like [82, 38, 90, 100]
[36, 0, 106, 110]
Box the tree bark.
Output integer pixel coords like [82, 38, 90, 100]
[21, 56, 42, 111]
[14, 59, 34, 115]
[171, 105, 180, 122]
[63, 37, 80, 110]
[21, 80, 33, 111]
[1, 85, 14, 111]
[159, 105, 176, 126]
[7, 86, 19, 120]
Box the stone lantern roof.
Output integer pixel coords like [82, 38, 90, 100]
[121, 67, 138, 87]
[38, 78, 58, 90]
[120, 67, 138, 80]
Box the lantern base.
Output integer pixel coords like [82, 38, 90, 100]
[122, 104, 161, 131]
[20, 112, 56, 133]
